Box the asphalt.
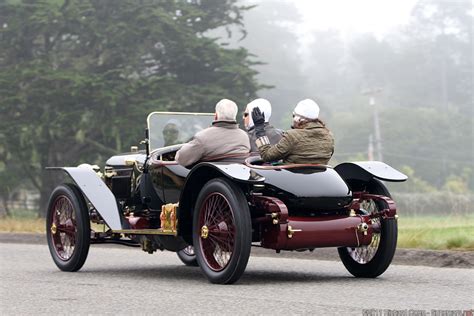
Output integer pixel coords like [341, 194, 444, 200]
[0, 243, 473, 315]
[1, 232, 473, 269]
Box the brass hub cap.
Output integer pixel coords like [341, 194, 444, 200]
[51, 223, 57, 235]
[201, 225, 209, 239]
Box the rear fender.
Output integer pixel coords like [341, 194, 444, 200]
[47, 167, 125, 230]
[334, 161, 408, 184]
[177, 162, 265, 243]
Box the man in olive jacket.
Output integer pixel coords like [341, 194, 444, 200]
[252, 99, 334, 165]
[175, 99, 250, 167]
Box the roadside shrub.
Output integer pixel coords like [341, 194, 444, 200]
[392, 192, 473, 216]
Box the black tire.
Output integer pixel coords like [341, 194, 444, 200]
[193, 178, 252, 284]
[338, 179, 397, 278]
[177, 245, 198, 267]
[46, 183, 90, 272]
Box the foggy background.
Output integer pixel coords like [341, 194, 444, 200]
[216, 0, 473, 215]
[0, 0, 472, 216]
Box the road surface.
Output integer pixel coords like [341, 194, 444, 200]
[0, 243, 472, 315]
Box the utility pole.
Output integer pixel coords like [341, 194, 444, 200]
[368, 134, 374, 161]
[371, 96, 383, 161]
[362, 88, 383, 161]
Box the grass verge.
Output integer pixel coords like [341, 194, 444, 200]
[397, 215, 474, 251]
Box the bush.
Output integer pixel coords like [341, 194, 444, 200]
[392, 192, 473, 216]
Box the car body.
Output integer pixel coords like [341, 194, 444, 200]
[46, 112, 407, 284]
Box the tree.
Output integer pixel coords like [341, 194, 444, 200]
[0, 0, 263, 216]
[223, 0, 306, 124]
[393, 0, 473, 110]
[329, 104, 473, 190]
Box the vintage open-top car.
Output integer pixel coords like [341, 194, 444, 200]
[46, 111, 407, 284]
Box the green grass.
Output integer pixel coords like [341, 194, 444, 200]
[397, 215, 474, 250]
[1, 211, 473, 251]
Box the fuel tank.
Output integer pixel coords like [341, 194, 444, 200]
[261, 215, 373, 250]
[253, 166, 352, 212]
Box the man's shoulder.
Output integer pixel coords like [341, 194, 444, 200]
[235, 127, 249, 136]
[283, 128, 299, 137]
[266, 125, 283, 135]
[194, 126, 216, 139]
[194, 125, 247, 138]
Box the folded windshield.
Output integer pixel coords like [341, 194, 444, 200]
[147, 112, 214, 151]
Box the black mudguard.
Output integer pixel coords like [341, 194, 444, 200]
[334, 161, 408, 183]
[177, 162, 265, 243]
[178, 162, 264, 211]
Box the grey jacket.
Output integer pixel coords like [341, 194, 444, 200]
[247, 123, 283, 152]
[175, 120, 250, 167]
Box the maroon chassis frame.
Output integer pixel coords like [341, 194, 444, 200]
[252, 192, 397, 251]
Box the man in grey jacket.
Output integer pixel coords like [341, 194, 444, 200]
[175, 99, 250, 167]
[243, 98, 283, 152]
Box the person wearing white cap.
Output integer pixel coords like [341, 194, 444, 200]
[243, 98, 283, 152]
[251, 98, 334, 164]
[176, 99, 250, 167]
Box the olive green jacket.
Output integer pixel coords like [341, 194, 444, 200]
[258, 121, 334, 164]
[247, 123, 283, 153]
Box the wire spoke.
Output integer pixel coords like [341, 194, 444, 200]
[348, 199, 382, 264]
[198, 192, 235, 271]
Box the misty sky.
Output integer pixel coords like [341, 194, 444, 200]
[294, 0, 417, 38]
[241, 0, 420, 60]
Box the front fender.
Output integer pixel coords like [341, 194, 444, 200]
[334, 161, 408, 183]
[177, 162, 264, 243]
[47, 167, 124, 230]
[192, 162, 266, 184]
[179, 162, 265, 210]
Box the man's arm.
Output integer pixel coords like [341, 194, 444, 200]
[251, 107, 292, 162]
[257, 133, 293, 162]
[175, 137, 205, 167]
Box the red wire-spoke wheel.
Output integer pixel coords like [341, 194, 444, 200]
[193, 178, 251, 284]
[199, 193, 235, 271]
[338, 179, 398, 278]
[50, 195, 77, 261]
[46, 184, 90, 272]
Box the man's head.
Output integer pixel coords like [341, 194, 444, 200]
[243, 98, 272, 130]
[292, 99, 320, 129]
[215, 99, 238, 121]
[163, 120, 180, 146]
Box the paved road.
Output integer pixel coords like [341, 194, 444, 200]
[0, 243, 472, 315]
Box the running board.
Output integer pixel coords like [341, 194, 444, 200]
[91, 239, 140, 247]
[112, 229, 177, 236]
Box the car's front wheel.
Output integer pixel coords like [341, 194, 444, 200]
[46, 183, 90, 272]
[193, 178, 251, 284]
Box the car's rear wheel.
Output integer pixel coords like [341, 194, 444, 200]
[46, 183, 90, 272]
[177, 245, 198, 266]
[193, 178, 251, 284]
[338, 179, 397, 278]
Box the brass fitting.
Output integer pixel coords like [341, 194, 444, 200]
[271, 212, 279, 225]
[287, 225, 302, 239]
[201, 225, 209, 239]
[358, 222, 369, 235]
[50, 223, 57, 235]
[125, 158, 135, 166]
